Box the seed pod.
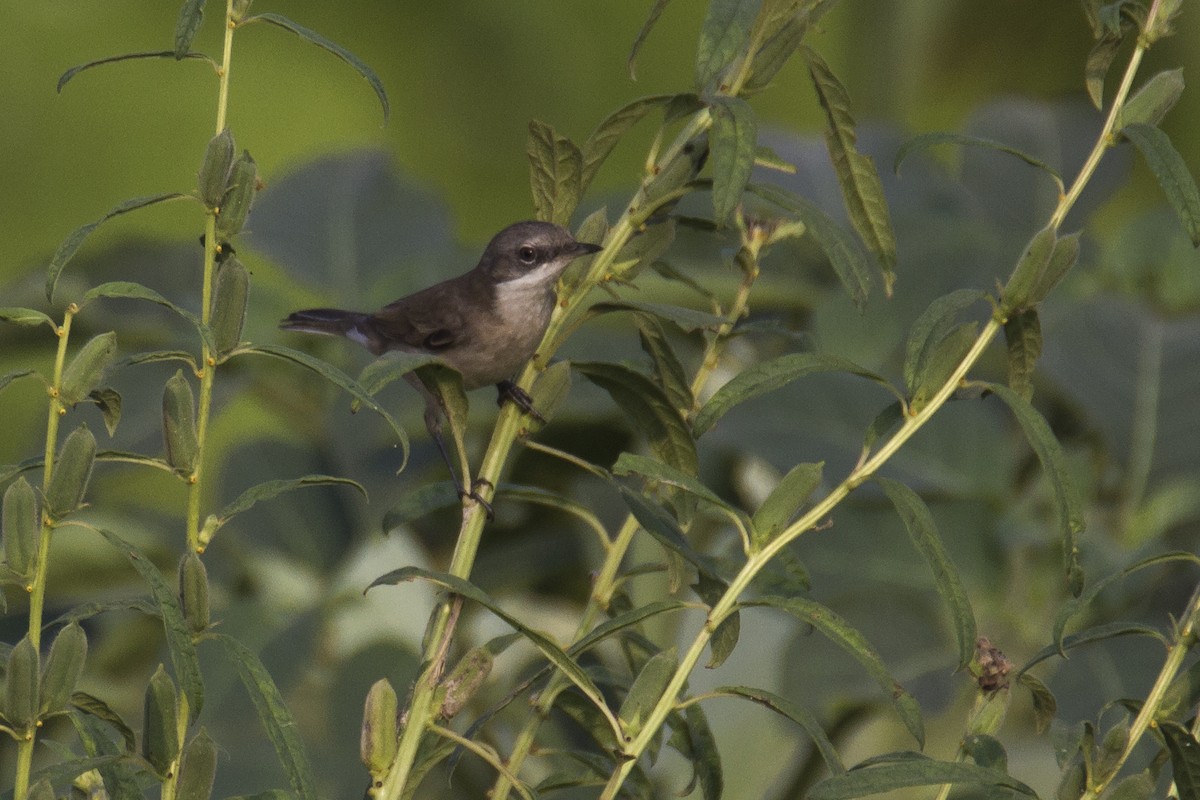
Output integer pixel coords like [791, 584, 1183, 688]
[5, 635, 40, 728]
[3, 477, 39, 578]
[59, 332, 118, 407]
[40, 621, 88, 716]
[28, 778, 54, 800]
[177, 727, 218, 800]
[215, 151, 258, 238]
[73, 769, 107, 800]
[198, 129, 236, 208]
[45, 425, 97, 519]
[162, 370, 199, 475]
[142, 664, 180, 777]
[178, 552, 210, 634]
[440, 646, 493, 719]
[360, 678, 399, 775]
[210, 256, 249, 356]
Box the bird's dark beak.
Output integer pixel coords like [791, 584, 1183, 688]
[572, 241, 603, 257]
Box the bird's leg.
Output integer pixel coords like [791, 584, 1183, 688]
[409, 373, 494, 520]
[496, 380, 546, 424]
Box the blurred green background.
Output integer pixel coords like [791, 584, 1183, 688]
[3, 2, 1200, 799]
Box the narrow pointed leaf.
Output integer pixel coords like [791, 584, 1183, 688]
[628, 0, 674, 80]
[745, 596, 925, 746]
[1030, 231, 1081, 304]
[668, 703, 723, 800]
[615, 484, 712, 574]
[588, 300, 723, 333]
[1086, 31, 1126, 109]
[175, 0, 207, 58]
[894, 131, 1063, 187]
[696, 0, 762, 91]
[572, 600, 689, 654]
[1122, 122, 1200, 247]
[71, 691, 137, 751]
[712, 685, 844, 775]
[0, 307, 56, 330]
[904, 289, 986, 392]
[47, 194, 187, 301]
[877, 478, 976, 669]
[1018, 622, 1166, 675]
[806, 47, 896, 292]
[1117, 68, 1185, 130]
[58, 52, 210, 93]
[60, 332, 118, 407]
[583, 94, 678, 190]
[382, 483, 461, 531]
[1003, 308, 1042, 402]
[614, 452, 738, 516]
[744, 15, 806, 93]
[751, 462, 824, 548]
[87, 388, 122, 437]
[1017, 672, 1056, 733]
[355, 351, 438, 397]
[218, 475, 366, 523]
[0, 370, 38, 397]
[96, 527, 203, 715]
[619, 647, 677, 736]
[986, 384, 1085, 595]
[694, 352, 899, 436]
[527, 120, 583, 226]
[636, 316, 692, 414]
[709, 96, 757, 223]
[217, 634, 318, 800]
[809, 757, 1036, 799]
[574, 361, 697, 475]
[909, 322, 977, 412]
[1161, 720, 1200, 799]
[245, 13, 389, 122]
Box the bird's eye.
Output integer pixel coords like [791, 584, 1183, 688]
[518, 245, 538, 264]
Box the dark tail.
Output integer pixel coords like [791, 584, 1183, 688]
[280, 308, 374, 350]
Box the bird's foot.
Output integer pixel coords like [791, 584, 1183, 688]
[458, 477, 495, 521]
[496, 380, 546, 424]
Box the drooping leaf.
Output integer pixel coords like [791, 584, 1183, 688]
[381, 483, 460, 532]
[747, 182, 872, 309]
[628, 0, 674, 80]
[0, 370, 38, 397]
[95, 527, 203, 715]
[0, 307, 56, 330]
[47, 194, 188, 302]
[572, 601, 690, 655]
[745, 596, 925, 746]
[613, 484, 716, 577]
[71, 691, 138, 752]
[808, 754, 1036, 799]
[893, 131, 1063, 189]
[57, 52, 212, 93]
[243, 13, 390, 122]
[1122, 122, 1200, 247]
[588, 299, 724, 333]
[668, 703, 723, 800]
[695, 0, 763, 91]
[175, 0, 207, 58]
[1117, 68, 1186, 130]
[806, 47, 896, 294]
[614, 452, 745, 523]
[574, 361, 698, 475]
[711, 685, 845, 775]
[694, 352, 900, 436]
[217, 635, 319, 800]
[1018, 622, 1167, 676]
[877, 478, 976, 670]
[217, 475, 366, 524]
[1160, 721, 1200, 800]
[88, 388, 122, 437]
[635, 315, 693, 414]
[1017, 672, 1056, 734]
[985, 384, 1085, 595]
[709, 96, 758, 223]
[527, 120, 583, 227]
[1003, 308, 1042, 402]
[583, 94, 678, 189]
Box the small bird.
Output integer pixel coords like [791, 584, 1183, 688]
[281, 220, 602, 509]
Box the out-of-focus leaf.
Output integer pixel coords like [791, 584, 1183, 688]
[808, 755, 1036, 799]
[57, 52, 211, 93]
[861, 401, 904, 457]
[0, 308, 55, 330]
[5, 636, 39, 727]
[894, 131, 1063, 189]
[177, 728, 218, 800]
[877, 478, 976, 670]
[0, 370, 38, 397]
[806, 47, 896, 294]
[711, 685, 844, 775]
[47, 195, 188, 302]
[668, 704, 723, 800]
[583, 94, 677, 188]
[382, 483, 460, 531]
[244, 13, 389, 122]
[575, 361, 697, 475]
[1018, 622, 1167, 675]
[527, 120, 583, 227]
[1117, 68, 1185, 131]
[1031, 232, 1082, 305]
[217, 635, 318, 800]
[743, 14, 805, 94]
[588, 299, 723, 333]
[1086, 28, 1127, 108]
[1004, 308, 1042, 401]
[695, 0, 762, 91]
[694, 352, 900, 436]
[607, 219, 678, 279]
[142, 664, 179, 777]
[1105, 773, 1155, 800]
[175, 0, 207, 58]
[1017, 672, 1056, 734]
[962, 734, 1007, 771]
[986, 384, 1085, 595]
[709, 96, 758, 223]
[745, 596, 924, 746]
[628, 0, 674, 80]
[1122, 122, 1200, 247]
[635, 315, 692, 415]
[1160, 721, 1200, 799]
[217, 475, 366, 524]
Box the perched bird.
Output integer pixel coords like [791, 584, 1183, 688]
[281, 220, 602, 509]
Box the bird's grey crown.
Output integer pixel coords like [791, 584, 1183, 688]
[480, 221, 590, 283]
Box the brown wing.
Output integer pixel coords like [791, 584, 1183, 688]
[366, 274, 475, 353]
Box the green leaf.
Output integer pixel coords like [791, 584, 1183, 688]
[588, 299, 724, 333]
[233, 344, 410, 466]
[1117, 68, 1185, 130]
[1086, 31, 1126, 109]
[877, 478, 976, 670]
[711, 685, 845, 775]
[747, 182, 872, 309]
[1160, 721, 1200, 799]
[668, 704, 723, 800]
[893, 131, 1064, 189]
[614, 452, 738, 516]
[57, 52, 212, 93]
[0, 370, 38, 397]
[694, 352, 900, 436]
[743, 14, 806, 94]
[490, 484, 610, 544]
[806, 47, 896, 294]
[985, 383, 1085, 595]
[583, 94, 678, 190]
[526, 360, 573, 429]
[71, 691, 138, 751]
[119, 350, 198, 370]
[527, 120, 583, 226]
[217, 634, 319, 800]
[366, 567, 624, 744]
[572, 600, 689, 655]
[0, 307, 56, 330]
[1030, 231, 1081, 305]
[694, 572, 740, 668]
[574, 361, 698, 475]
[1105, 773, 1155, 800]
[696, 0, 763, 91]
[381, 483, 460, 531]
[861, 401, 904, 458]
[45, 425, 97, 519]
[245, 13, 390, 122]
[3, 478, 40, 579]
[745, 596, 924, 746]
[47, 194, 188, 302]
[95, 527, 203, 715]
[620, 647, 677, 736]
[59, 332, 118, 408]
[1123, 122, 1200, 247]
[809, 755, 1036, 800]
[751, 462, 824, 549]
[88, 388, 122, 437]
[1003, 308, 1042, 402]
[627, 0, 674, 80]
[903, 289, 986, 393]
[615, 484, 715, 579]
[709, 96, 758, 224]
[1017, 672, 1056, 733]
[1018, 621, 1167, 675]
[217, 475, 366, 524]
[636, 315, 692, 415]
[608, 219, 678, 279]
[355, 351, 438, 397]
[175, 0, 207, 58]
[909, 322, 977, 413]
[40, 621, 88, 716]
